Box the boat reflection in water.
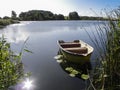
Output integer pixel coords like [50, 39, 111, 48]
[54, 51, 92, 79]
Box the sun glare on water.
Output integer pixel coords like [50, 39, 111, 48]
[23, 78, 33, 90]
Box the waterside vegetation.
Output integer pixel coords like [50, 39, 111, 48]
[0, 19, 19, 28]
[0, 10, 114, 28]
[18, 10, 108, 21]
[86, 9, 120, 90]
[0, 10, 109, 22]
[0, 11, 19, 28]
[54, 8, 120, 90]
[0, 8, 120, 90]
[0, 36, 31, 89]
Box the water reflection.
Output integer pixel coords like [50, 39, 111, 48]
[9, 78, 35, 90]
[22, 78, 34, 90]
[58, 57, 91, 79]
[54, 51, 92, 80]
[0, 21, 107, 90]
[1, 24, 29, 43]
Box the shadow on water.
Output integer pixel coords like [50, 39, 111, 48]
[60, 60, 92, 80]
[54, 50, 92, 80]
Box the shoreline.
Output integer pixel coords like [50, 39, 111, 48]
[0, 19, 20, 28]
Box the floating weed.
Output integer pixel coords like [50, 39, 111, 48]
[69, 73, 76, 77]
[65, 67, 73, 72]
[56, 59, 63, 63]
[65, 67, 79, 77]
[71, 70, 79, 75]
[103, 74, 108, 78]
[54, 55, 63, 60]
[81, 74, 89, 80]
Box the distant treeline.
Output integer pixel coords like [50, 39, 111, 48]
[1, 10, 109, 21]
[19, 10, 64, 20]
[19, 10, 107, 21]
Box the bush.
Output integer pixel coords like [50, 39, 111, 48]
[0, 19, 19, 27]
[0, 36, 29, 89]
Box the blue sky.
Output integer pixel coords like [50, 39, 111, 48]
[0, 0, 120, 17]
[66, 0, 120, 16]
[75, 0, 119, 10]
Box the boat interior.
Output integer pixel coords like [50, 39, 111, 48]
[60, 42, 88, 54]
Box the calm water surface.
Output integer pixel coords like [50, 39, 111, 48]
[0, 21, 106, 90]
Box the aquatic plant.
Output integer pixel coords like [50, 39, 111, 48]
[0, 36, 30, 89]
[65, 67, 79, 77]
[54, 54, 90, 80]
[86, 9, 120, 90]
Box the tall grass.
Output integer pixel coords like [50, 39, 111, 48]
[87, 9, 120, 90]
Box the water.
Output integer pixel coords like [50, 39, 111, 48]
[0, 20, 107, 90]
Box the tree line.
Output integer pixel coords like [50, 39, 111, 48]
[0, 10, 107, 21]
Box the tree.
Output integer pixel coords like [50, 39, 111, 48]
[54, 14, 65, 20]
[3, 16, 10, 19]
[19, 10, 55, 20]
[68, 11, 80, 20]
[11, 11, 17, 19]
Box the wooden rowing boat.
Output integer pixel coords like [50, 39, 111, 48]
[57, 40, 94, 63]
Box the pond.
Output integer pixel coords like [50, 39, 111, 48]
[0, 20, 106, 90]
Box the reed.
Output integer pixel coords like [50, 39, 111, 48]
[87, 9, 120, 90]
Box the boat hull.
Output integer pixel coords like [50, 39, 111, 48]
[59, 49, 91, 64]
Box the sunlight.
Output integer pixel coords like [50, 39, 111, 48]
[3, 28, 29, 43]
[23, 78, 33, 89]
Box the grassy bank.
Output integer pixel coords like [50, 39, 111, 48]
[0, 19, 19, 28]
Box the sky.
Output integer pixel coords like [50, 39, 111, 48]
[0, 0, 120, 17]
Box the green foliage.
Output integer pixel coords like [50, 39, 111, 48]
[0, 19, 11, 26]
[18, 10, 108, 21]
[54, 54, 90, 80]
[80, 16, 105, 20]
[87, 9, 120, 90]
[11, 11, 17, 20]
[54, 14, 65, 20]
[81, 74, 89, 80]
[68, 11, 80, 20]
[0, 19, 19, 27]
[0, 36, 29, 89]
[3, 16, 11, 19]
[65, 67, 79, 77]
[19, 10, 65, 21]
